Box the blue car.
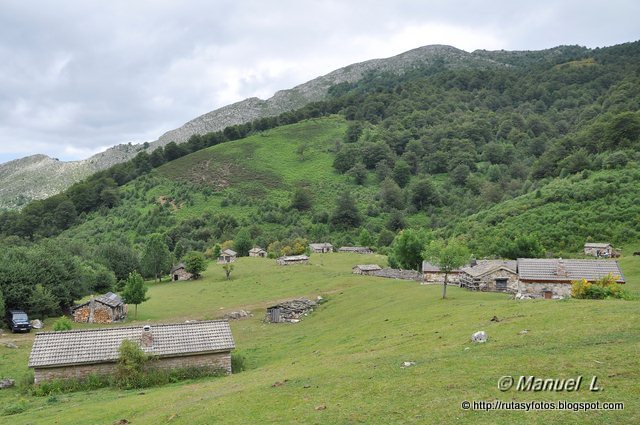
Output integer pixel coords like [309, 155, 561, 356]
[5, 309, 31, 333]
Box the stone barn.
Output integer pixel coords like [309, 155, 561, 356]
[458, 260, 518, 293]
[352, 264, 382, 275]
[422, 261, 465, 284]
[583, 242, 617, 258]
[217, 249, 237, 264]
[28, 320, 235, 384]
[339, 246, 373, 254]
[170, 263, 193, 281]
[71, 292, 127, 324]
[249, 247, 267, 258]
[309, 243, 333, 253]
[276, 255, 309, 265]
[516, 258, 625, 299]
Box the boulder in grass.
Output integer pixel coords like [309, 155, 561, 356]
[471, 331, 487, 343]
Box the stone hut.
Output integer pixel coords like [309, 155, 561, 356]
[517, 258, 625, 299]
[217, 249, 237, 264]
[309, 243, 333, 253]
[583, 242, 616, 258]
[28, 320, 235, 384]
[249, 247, 267, 258]
[458, 260, 518, 293]
[170, 263, 193, 281]
[276, 255, 309, 265]
[352, 264, 382, 275]
[339, 246, 373, 254]
[71, 292, 127, 324]
[422, 261, 465, 284]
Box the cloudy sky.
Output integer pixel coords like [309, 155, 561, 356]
[0, 0, 638, 164]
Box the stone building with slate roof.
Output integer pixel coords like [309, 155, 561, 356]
[422, 261, 466, 284]
[459, 260, 519, 293]
[517, 258, 625, 298]
[170, 263, 193, 281]
[71, 292, 127, 324]
[309, 243, 333, 253]
[276, 255, 309, 265]
[352, 264, 382, 275]
[28, 320, 235, 384]
[217, 249, 237, 264]
[249, 247, 267, 258]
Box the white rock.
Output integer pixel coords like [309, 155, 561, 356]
[471, 331, 487, 343]
[401, 361, 416, 368]
[30, 319, 43, 329]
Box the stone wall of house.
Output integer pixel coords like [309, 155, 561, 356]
[477, 269, 519, 293]
[423, 272, 462, 284]
[372, 268, 422, 281]
[520, 282, 572, 298]
[33, 352, 232, 384]
[173, 268, 193, 281]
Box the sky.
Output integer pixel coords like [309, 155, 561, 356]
[0, 0, 638, 164]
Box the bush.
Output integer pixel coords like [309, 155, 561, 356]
[53, 316, 72, 331]
[231, 353, 246, 373]
[571, 274, 629, 299]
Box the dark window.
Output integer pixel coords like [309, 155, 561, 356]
[495, 278, 508, 290]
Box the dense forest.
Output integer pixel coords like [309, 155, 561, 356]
[1, 41, 639, 317]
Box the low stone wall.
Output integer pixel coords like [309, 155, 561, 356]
[520, 282, 572, 298]
[372, 268, 422, 281]
[423, 272, 462, 284]
[33, 351, 232, 384]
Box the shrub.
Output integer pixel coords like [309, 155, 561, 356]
[116, 339, 149, 388]
[571, 274, 629, 299]
[231, 353, 246, 373]
[53, 316, 72, 331]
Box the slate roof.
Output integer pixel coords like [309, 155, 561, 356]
[278, 255, 309, 261]
[170, 263, 186, 274]
[421, 261, 464, 273]
[72, 292, 124, 310]
[28, 320, 235, 368]
[353, 264, 382, 271]
[584, 242, 612, 249]
[221, 249, 237, 256]
[339, 246, 372, 252]
[517, 259, 625, 283]
[461, 260, 517, 278]
[249, 247, 266, 253]
[309, 243, 333, 249]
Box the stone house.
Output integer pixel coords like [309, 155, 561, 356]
[170, 263, 193, 281]
[217, 249, 237, 264]
[583, 242, 616, 258]
[516, 258, 625, 299]
[458, 260, 518, 293]
[422, 261, 465, 284]
[28, 320, 235, 384]
[352, 264, 382, 275]
[309, 243, 333, 253]
[276, 255, 309, 265]
[249, 247, 267, 258]
[339, 246, 373, 254]
[71, 292, 127, 324]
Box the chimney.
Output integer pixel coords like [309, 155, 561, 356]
[470, 258, 477, 267]
[556, 259, 568, 277]
[141, 325, 153, 348]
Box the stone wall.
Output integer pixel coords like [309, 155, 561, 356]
[520, 282, 572, 298]
[33, 351, 232, 384]
[477, 269, 520, 293]
[423, 272, 462, 284]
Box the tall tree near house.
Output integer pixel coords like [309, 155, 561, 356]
[122, 271, 149, 320]
[141, 233, 172, 282]
[183, 251, 207, 279]
[423, 238, 470, 300]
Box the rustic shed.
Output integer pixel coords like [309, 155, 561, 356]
[28, 321, 235, 384]
[309, 243, 333, 253]
[71, 292, 127, 324]
[339, 246, 373, 254]
[276, 255, 309, 265]
[371, 268, 422, 281]
[352, 264, 382, 275]
[422, 261, 465, 284]
[458, 260, 518, 293]
[217, 249, 237, 264]
[170, 263, 193, 281]
[249, 247, 267, 258]
[583, 242, 616, 258]
[517, 258, 625, 299]
[265, 298, 317, 323]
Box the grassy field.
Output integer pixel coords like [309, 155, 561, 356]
[1, 252, 639, 424]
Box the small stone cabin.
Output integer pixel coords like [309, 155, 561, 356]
[309, 243, 333, 253]
[217, 249, 237, 264]
[276, 255, 309, 265]
[170, 263, 193, 281]
[249, 247, 267, 258]
[422, 261, 465, 284]
[339, 246, 373, 254]
[352, 264, 382, 275]
[583, 242, 616, 258]
[28, 320, 235, 384]
[71, 292, 127, 324]
[517, 258, 625, 299]
[458, 260, 518, 293]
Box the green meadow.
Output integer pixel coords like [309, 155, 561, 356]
[1, 252, 639, 424]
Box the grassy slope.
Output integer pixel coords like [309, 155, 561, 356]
[1, 253, 639, 424]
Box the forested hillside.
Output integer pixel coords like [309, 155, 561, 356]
[1, 40, 639, 317]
